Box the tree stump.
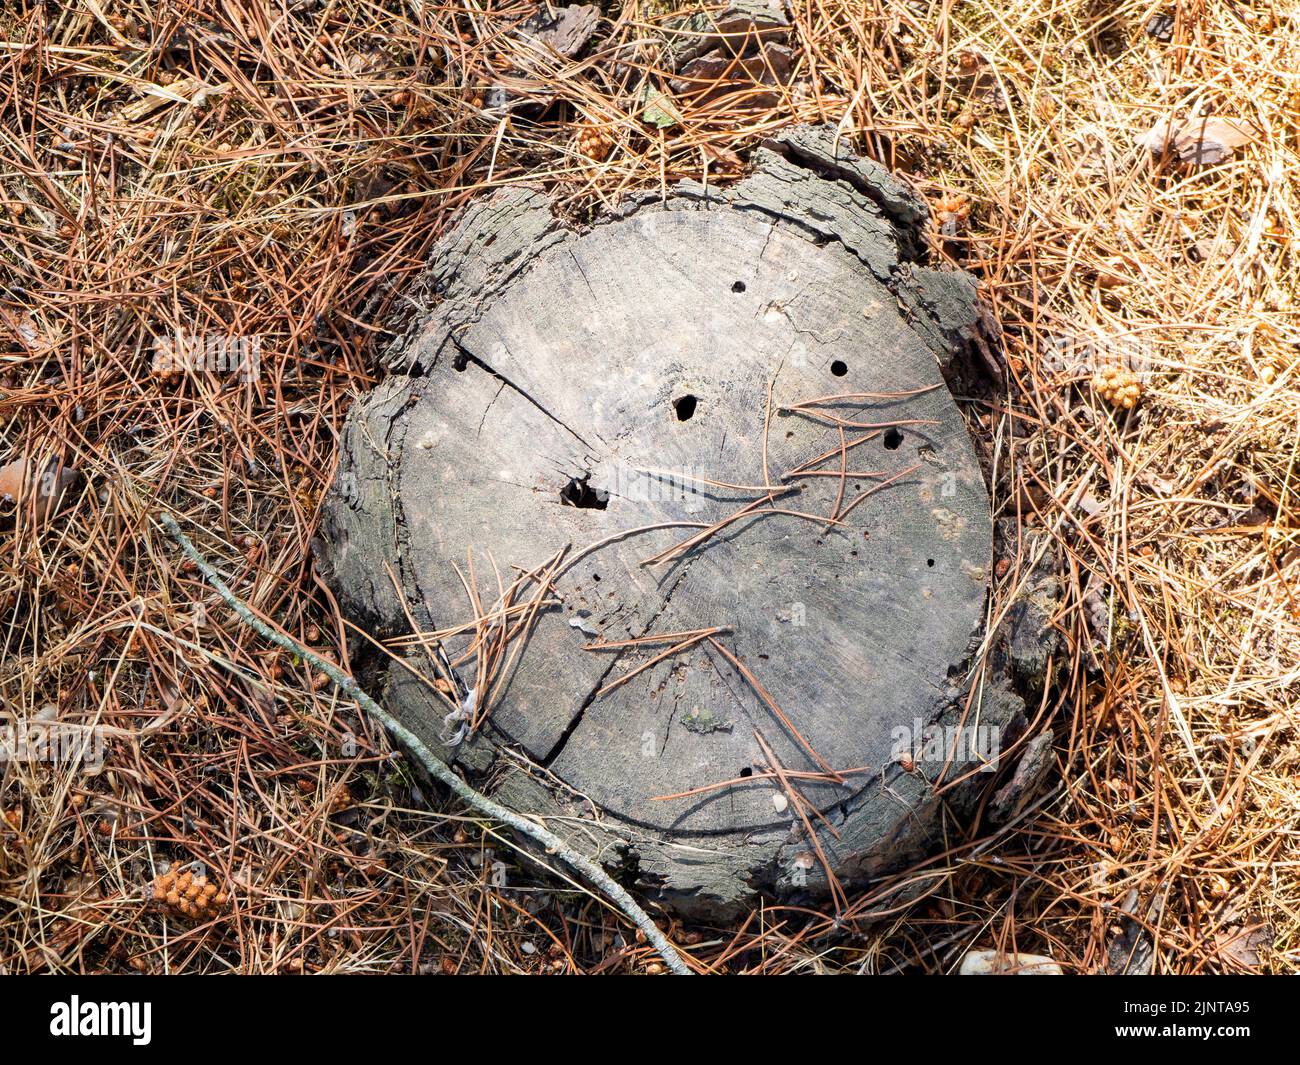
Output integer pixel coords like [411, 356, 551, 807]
[318, 127, 1029, 916]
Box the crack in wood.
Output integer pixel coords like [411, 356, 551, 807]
[450, 336, 598, 452]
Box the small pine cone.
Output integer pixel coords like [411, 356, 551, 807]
[329, 785, 353, 813]
[934, 194, 970, 219]
[577, 125, 615, 162]
[151, 864, 230, 917]
[1092, 367, 1143, 410]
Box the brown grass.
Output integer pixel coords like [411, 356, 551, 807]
[1, 0, 1297, 973]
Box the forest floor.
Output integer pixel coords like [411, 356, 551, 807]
[1, 0, 1297, 973]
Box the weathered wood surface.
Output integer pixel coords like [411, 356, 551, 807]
[319, 126, 1031, 915]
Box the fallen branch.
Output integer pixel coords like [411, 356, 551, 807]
[159, 512, 693, 976]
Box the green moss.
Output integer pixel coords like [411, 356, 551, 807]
[681, 705, 730, 734]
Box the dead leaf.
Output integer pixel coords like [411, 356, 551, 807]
[1216, 922, 1271, 971]
[669, 43, 794, 108]
[0, 457, 25, 502]
[0, 454, 79, 523]
[640, 85, 683, 129]
[0, 307, 54, 356]
[700, 142, 745, 176]
[1139, 116, 1259, 165]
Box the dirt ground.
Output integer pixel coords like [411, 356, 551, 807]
[1, 0, 1297, 973]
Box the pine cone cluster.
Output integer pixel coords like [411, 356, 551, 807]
[150, 865, 228, 918]
[1093, 366, 1143, 409]
[577, 124, 615, 161]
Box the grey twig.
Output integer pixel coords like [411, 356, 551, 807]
[159, 513, 692, 976]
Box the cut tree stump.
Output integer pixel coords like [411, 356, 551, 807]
[317, 126, 1032, 917]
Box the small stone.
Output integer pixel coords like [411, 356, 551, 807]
[959, 950, 1062, 975]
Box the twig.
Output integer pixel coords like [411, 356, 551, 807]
[781, 411, 940, 431]
[651, 762, 874, 801]
[159, 513, 693, 976]
[829, 425, 848, 525]
[631, 466, 774, 492]
[639, 486, 798, 566]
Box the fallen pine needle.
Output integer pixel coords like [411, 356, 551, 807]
[705, 636, 843, 782]
[159, 512, 693, 976]
[594, 628, 722, 697]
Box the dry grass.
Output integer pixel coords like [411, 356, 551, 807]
[1, 0, 1296, 973]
